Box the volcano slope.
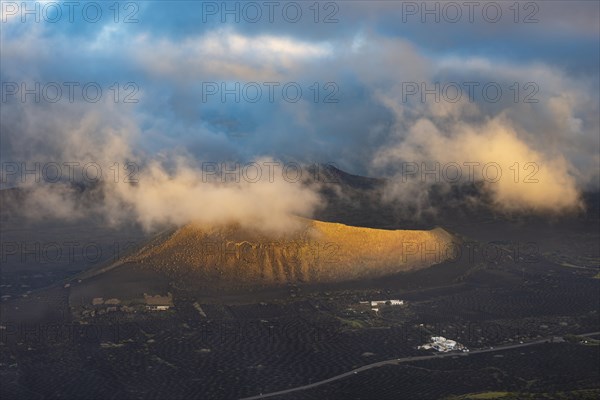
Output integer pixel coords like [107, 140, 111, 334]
[70, 219, 456, 301]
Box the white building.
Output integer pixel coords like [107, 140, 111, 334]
[419, 336, 465, 352]
[370, 299, 404, 307]
[146, 305, 170, 311]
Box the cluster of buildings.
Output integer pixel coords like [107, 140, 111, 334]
[359, 299, 405, 313]
[81, 293, 174, 317]
[82, 297, 129, 317]
[418, 336, 469, 352]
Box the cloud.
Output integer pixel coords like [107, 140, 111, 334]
[2, 2, 598, 225]
[109, 157, 322, 233]
[1, 96, 323, 234]
[133, 28, 333, 82]
[374, 115, 582, 213]
[360, 40, 598, 214]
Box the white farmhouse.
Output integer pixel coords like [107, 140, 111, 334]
[370, 299, 404, 307]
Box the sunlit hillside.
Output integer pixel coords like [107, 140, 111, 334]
[123, 219, 456, 284]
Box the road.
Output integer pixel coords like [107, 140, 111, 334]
[240, 331, 600, 400]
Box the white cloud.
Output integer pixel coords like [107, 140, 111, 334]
[133, 28, 333, 81]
